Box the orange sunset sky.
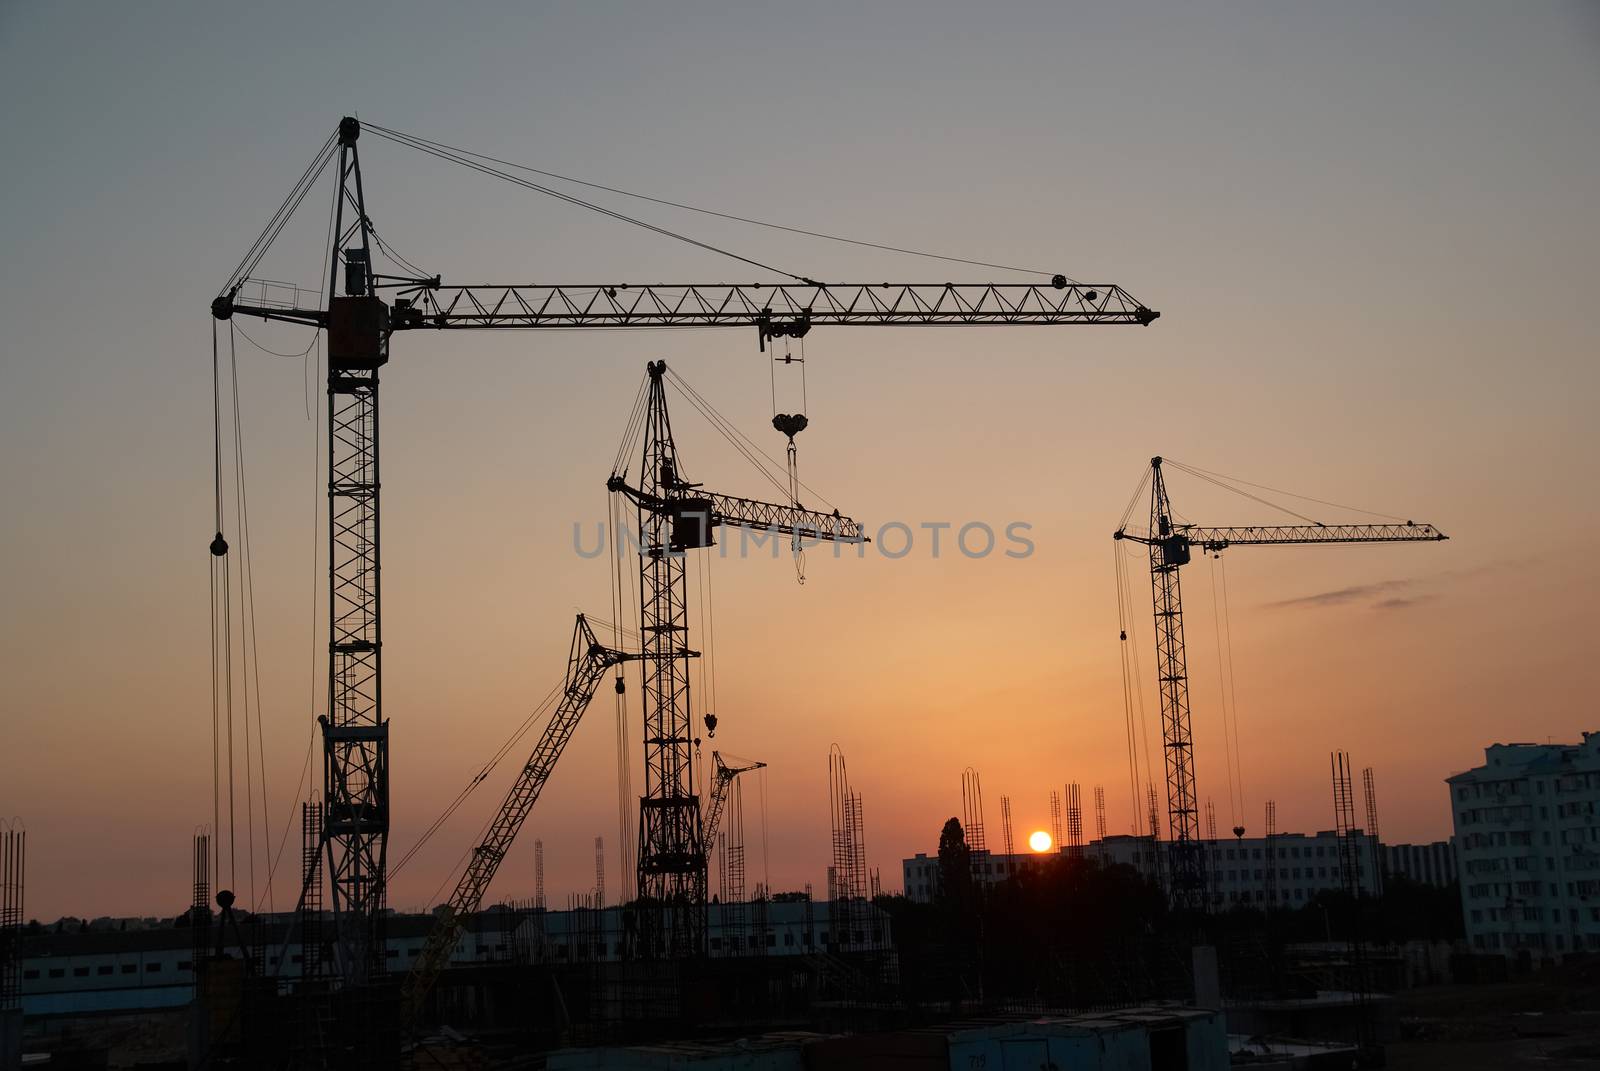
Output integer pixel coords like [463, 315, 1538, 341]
[1, 2, 1596, 920]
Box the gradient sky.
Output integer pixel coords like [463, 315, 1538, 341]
[1, 2, 1596, 921]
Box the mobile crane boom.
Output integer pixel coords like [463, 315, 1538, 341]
[399, 615, 685, 1023]
[703, 753, 767, 849]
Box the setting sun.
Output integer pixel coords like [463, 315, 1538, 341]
[1028, 830, 1053, 853]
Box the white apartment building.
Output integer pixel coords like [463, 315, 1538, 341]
[18, 899, 884, 1016]
[1448, 732, 1600, 961]
[902, 831, 1377, 909]
[1383, 840, 1458, 889]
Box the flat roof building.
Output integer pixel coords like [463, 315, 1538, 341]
[903, 830, 1380, 910]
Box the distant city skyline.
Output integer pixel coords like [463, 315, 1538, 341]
[2, 1, 1596, 919]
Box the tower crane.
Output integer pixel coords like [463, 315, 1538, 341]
[608, 359, 867, 956]
[1114, 457, 1446, 913]
[398, 614, 669, 1024]
[703, 752, 767, 850]
[210, 116, 1159, 983]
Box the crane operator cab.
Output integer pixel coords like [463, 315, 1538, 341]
[670, 499, 716, 550]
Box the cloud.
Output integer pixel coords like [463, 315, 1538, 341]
[1268, 579, 1414, 610]
[1372, 595, 1435, 611]
[1264, 552, 1542, 613]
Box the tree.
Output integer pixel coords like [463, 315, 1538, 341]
[937, 817, 972, 903]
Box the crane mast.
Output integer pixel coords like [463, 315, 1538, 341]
[1115, 456, 1446, 913]
[211, 116, 1160, 983]
[317, 117, 388, 984]
[608, 360, 865, 956]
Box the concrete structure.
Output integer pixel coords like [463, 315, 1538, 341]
[1448, 731, 1600, 961]
[904, 832, 1377, 909]
[1383, 839, 1458, 889]
[18, 898, 885, 1017]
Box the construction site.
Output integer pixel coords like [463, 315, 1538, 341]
[0, 111, 1488, 1069]
[4, 7, 1598, 1066]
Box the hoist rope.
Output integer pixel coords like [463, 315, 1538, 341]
[227, 326, 274, 912]
[1114, 544, 1143, 836]
[364, 121, 1069, 281]
[209, 323, 225, 893]
[260, 335, 324, 906]
[1219, 556, 1247, 825]
[1116, 540, 1159, 837]
[1207, 553, 1240, 829]
[664, 367, 839, 512]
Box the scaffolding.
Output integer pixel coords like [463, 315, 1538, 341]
[1332, 751, 1376, 1055]
[1, 823, 23, 1012]
[190, 832, 210, 985]
[828, 747, 869, 953]
[961, 768, 987, 853]
[1066, 783, 1084, 859]
[1263, 799, 1278, 908]
[1145, 785, 1165, 887]
[1094, 786, 1108, 863]
[1362, 767, 1385, 897]
[532, 837, 546, 911]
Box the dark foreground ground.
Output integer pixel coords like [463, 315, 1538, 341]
[1385, 965, 1600, 1070]
[18, 962, 1600, 1068]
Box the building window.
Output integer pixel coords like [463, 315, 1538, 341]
[97, 965, 113, 976]
[23, 970, 38, 980]
[147, 963, 162, 972]
[121, 964, 136, 974]
[48, 969, 64, 979]
[73, 967, 89, 977]
[178, 961, 193, 971]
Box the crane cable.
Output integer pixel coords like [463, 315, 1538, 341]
[260, 331, 326, 909]
[226, 326, 275, 914]
[1165, 458, 1410, 524]
[1220, 555, 1247, 830]
[363, 121, 1070, 282]
[663, 367, 839, 513]
[771, 336, 810, 583]
[220, 132, 337, 298]
[607, 490, 635, 902]
[1207, 552, 1241, 830]
[1114, 543, 1143, 836]
[208, 323, 227, 895]
[1119, 539, 1159, 837]
[390, 673, 567, 881]
[363, 124, 809, 283]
